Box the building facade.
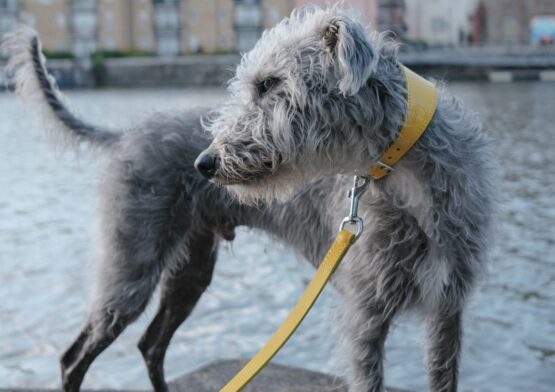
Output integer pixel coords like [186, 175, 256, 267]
[233, 0, 262, 53]
[0, 0, 20, 39]
[0, 0, 293, 59]
[378, 0, 405, 37]
[70, 0, 97, 64]
[98, 0, 155, 53]
[404, 0, 478, 46]
[473, 0, 555, 45]
[183, 0, 234, 54]
[294, 0, 404, 39]
[293, 0, 378, 27]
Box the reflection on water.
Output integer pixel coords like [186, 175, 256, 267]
[0, 83, 554, 391]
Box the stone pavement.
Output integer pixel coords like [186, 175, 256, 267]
[0, 359, 409, 392]
[168, 359, 409, 391]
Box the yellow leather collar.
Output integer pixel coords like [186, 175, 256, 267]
[367, 65, 438, 180]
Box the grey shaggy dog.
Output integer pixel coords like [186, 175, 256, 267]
[3, 6, 496, 392]
[197, 6, 497, 392]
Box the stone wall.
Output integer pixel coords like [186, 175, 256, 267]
[100, 55, 240, 88]
[1, 47, 554, 90]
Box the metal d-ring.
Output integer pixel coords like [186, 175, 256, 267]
[339, 216, 365, 240]
[339, 175, 370, 241]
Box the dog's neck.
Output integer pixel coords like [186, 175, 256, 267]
[366, 64, 438, 180]
[366, 59, 408, 161]
[336, 62, 439, 228]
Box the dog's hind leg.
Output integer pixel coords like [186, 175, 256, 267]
[61, 241, 184, 392]
[60, 271, 162, 392]
[60, 315, 129, 392]
[61, 272, 163, 392]
[61, 173, 196, 391]
[60, 260, 183, 392]
[138, 230, 218, 392]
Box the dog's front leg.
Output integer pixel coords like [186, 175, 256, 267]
[339, 297, 392, 392]
[425, 309, 462, 392]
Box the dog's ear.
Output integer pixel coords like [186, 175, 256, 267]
[323, 16, 374, 96]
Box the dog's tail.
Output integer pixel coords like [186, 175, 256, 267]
[2, 26, 119, 147]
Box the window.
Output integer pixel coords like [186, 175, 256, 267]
[431, 17, 447, 33]
[234, 0, 262, 52]
[153, 0, 180, 56]
[0, 0, 16, 11]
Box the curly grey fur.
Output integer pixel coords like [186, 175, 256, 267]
[2, 26, 118, 147]
[200, 6, 497, 392]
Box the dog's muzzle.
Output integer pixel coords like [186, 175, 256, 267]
[195, 150, 220, 179]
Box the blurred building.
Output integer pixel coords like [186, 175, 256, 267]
[7, 0, 539, 62]
[0, 1, 19, 36]
[293, 0, 378, 27]
[404, 0, 478, 46]
[529, 15, 555, 45]
[472, 0, 555, 45]
[0, 0, 292, 59]
[377, 0, 406, 38]
[233, 0, 291, 52]
[71, 0, 97, 63]
[294, 0, 407, 39]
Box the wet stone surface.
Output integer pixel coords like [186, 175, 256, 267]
[0, 360, 408, 392]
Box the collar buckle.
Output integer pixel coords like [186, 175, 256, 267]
[375, 160, 395, 173]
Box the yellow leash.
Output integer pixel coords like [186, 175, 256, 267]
[219, 64, 438, 392]
[220, 229, 356, 392]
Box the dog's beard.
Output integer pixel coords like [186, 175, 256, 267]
[223, 168, 304, 206]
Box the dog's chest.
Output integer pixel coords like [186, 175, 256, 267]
[414, 246, 452, 310]
[338, 167, 451, 308]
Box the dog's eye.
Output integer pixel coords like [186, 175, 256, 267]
[256, 77, 280, 96]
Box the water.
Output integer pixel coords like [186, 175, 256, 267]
[0, 83, 553, 392]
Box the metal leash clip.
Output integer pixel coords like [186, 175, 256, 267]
[339, 174, 370, 241]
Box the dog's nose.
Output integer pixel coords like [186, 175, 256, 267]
[195, 151, 220, 179]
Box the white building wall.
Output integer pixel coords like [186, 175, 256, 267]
[0, 0, 19, 39]
[405, 0, 479, 46]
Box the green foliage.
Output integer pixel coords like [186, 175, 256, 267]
[209, 49, 236, 55]
[180, 47, 237, 56]
[400, 39, 429, 52]
[43, 51, 74, 60]
[92, 49, 155, 58]
[89, 49, 154, 86]
[90, 52, 107, 87]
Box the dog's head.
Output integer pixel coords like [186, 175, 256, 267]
[196, 7, 399, 203]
